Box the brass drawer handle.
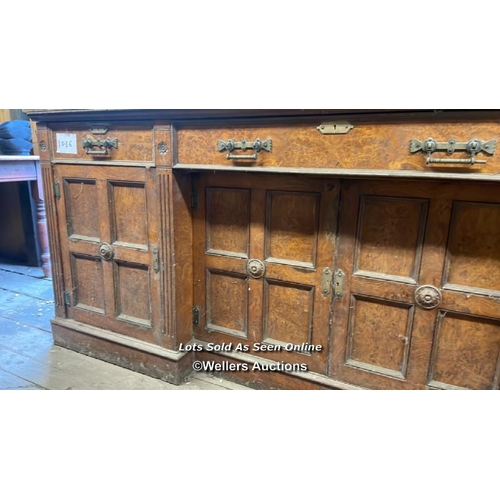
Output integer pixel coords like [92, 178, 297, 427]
[218, 138, 272, 161]
[410, 137, 497, 166]
[83, 137, 119, 156]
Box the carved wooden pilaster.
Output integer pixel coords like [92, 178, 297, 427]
[157, 168, 194, 350]
[158, 169, 175, 348]
[37, 125, 65, 318]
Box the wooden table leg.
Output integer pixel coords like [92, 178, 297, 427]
[34, 161, 51, 278]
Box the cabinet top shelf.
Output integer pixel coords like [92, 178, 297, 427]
[23, 108, 500, 124]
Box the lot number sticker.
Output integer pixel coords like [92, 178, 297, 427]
[56, 133, 77, 154]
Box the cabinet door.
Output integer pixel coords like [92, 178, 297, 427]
[193, 173, 339, 374]
[55, 165, 163, 345]
[330, 180, 500, 390]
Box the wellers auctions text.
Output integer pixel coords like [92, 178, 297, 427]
[192, 360, 309, 373]
[178, 342, 323, 353]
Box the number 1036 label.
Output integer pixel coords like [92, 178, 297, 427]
[56, 133, 77, 154]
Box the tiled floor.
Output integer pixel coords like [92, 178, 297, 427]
[0, 262, 250, 390]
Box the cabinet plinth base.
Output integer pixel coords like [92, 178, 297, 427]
[51, 319, 194, 386]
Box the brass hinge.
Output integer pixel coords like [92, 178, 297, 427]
[54, 180, 61, 200]
[64, 290, 71, 307]
[192, 306, 200, 326]
[192, 190, 199, 210]
[321, 268, 333, 297]
[153, 247, 160, 273]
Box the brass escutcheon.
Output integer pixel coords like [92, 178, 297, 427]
[247, 259, 265, 279]
[415, 285, 441, 310]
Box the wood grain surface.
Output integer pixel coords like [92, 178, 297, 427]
[193, 172, 339, 375]
[177, 121, 500, 174]
[330, 179, 500, 390]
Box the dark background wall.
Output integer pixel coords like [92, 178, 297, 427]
[0, 182, 41, 266]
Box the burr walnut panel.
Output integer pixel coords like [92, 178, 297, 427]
[177, 120, 500, 174]
[346, 295, 415, 379]
[64, 179, 100, 240]
[263, 280, 314, 346]
[355, 196, 428, 282]
[266, 191, 320, 268]
[71, 254, 105, 314]
[109, 181, 148, 248]
[428, 313, 500, 390]
[207, 270, 248, 338]
[49, 124, 154, 163]
[445, 202, 500, 293]
[115, 262, 152, 327]
[206, 188, 250, 257]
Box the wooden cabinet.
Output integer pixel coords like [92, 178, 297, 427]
[30, 120, 193, 384]
[25, 109, 500, 390]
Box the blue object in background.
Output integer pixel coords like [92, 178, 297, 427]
[0, 120, 33, 155]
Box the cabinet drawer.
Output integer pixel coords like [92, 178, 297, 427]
[49, 123, 154, 163]
[176, 120, 500, 175]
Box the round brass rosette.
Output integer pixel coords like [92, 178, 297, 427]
[99, 243, 114, 261]
[415, 285, 442, 310]
[247, 259, 265, 279]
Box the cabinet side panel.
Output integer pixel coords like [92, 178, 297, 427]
[173, 172, 194, 347]
[158, 170, 193, 349]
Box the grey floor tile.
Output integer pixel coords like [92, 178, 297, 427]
[0, 263, 45, 278]
[0, 263, 251, 391]
[0, 289, 54, 332]
[0, 368, 44, 390]
[0, 269, 54, 301]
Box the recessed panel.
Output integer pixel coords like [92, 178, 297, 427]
[206, 188, 250, 257]
[109, 182, 148, 247]
[356, 196, 428, 280]
[115, 262, 151, 326]
[207, 270, 248, 337]
[266, 191, 320, 267]
[429, 313, 500, 390]
[263, 280, 314, 346]
[71, 254, 105, 313]
[446, 202, 500, 293]
[64, 179, 99, 239]
[346, 295, 414, 378]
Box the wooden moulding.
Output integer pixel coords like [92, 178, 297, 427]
[157, 169, 193, 349]
[52, 318, 194, 385]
